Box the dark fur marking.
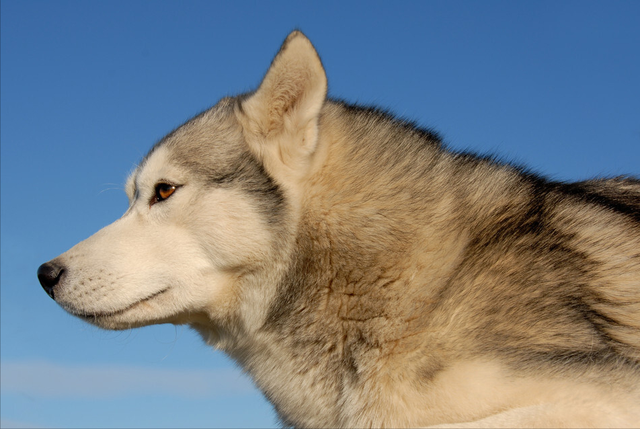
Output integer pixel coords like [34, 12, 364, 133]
[265, 244, 318, 329]
[141, 106, 215, 166]
[506, 347, 639, 375]
[234, 152, 286, 224]
[558, 178, 640, 223]
[418, 360, 445, 384]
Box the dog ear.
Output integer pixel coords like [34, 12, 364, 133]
[238, 31, 327, 174]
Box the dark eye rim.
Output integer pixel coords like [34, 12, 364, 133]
[152, 182, 179, 205]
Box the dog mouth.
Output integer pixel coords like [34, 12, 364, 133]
[67, 287, 171, 320]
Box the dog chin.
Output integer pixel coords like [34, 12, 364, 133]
[77, 312, 149, 330]
[62, 288, 173, 330]
[77, 308, 177, 330]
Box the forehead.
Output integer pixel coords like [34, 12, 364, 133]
[127, 98, 246, 188]
[132, 145, 180, 184]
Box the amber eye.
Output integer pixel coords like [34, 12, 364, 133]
[154, 183, 177, 203]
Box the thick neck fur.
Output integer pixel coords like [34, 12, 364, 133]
[226, 103, 472, 426]
[204, 101, 640, 427]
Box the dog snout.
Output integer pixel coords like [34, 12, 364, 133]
[37, 262, 65, 300]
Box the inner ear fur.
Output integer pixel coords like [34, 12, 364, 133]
[238, 31, 328, 169]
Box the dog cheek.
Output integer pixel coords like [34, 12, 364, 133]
[189, 190, 274, 269]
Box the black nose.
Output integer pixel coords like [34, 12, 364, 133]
[37, 262, 64, 299]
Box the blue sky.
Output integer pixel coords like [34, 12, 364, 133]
[1, 1, 639, 428]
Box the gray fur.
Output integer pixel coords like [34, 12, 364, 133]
[38, 31, 640, 427]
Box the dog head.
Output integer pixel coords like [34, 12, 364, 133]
[38, 31, 327, 335]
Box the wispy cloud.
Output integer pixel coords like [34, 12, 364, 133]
[0, 419, 46, 429]
[1, 360, 257, 399]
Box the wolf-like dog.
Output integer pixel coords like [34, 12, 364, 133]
[38, 31, 640, 427]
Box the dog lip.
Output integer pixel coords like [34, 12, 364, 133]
[69, 287, 171, 319]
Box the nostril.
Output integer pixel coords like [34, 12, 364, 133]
[37, 262, 65, 300]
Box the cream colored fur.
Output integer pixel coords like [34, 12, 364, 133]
[40, 31, 640, 427]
